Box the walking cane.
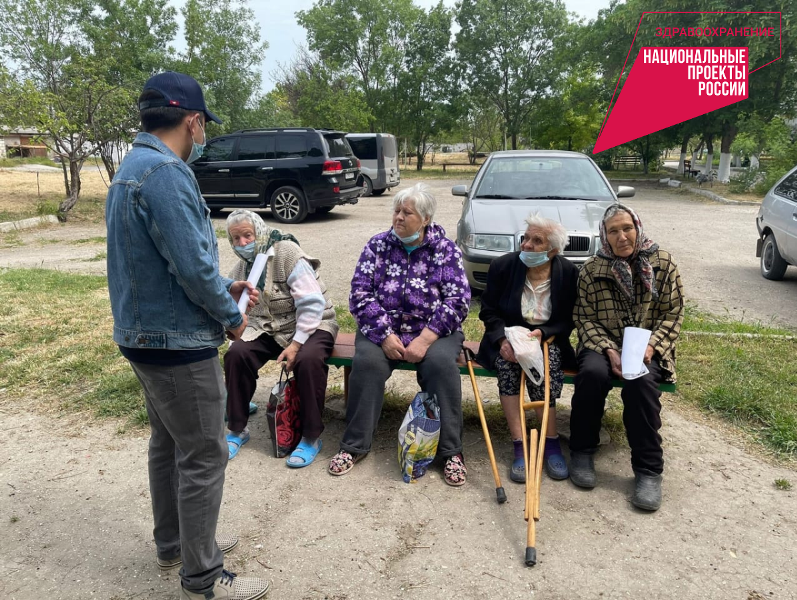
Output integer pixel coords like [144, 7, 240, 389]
[518, 337, 552, 566]
[463, 347, 507, 504]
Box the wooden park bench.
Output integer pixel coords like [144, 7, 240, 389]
[326, 333, 677, 402]
[683, 159, 700, 177]
[613, 156, 641, 170]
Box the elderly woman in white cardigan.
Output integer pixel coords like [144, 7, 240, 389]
[223, 209, 338, 467]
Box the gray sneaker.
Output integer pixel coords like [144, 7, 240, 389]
[180, 570, 270, 600]
[157, 533, 239, 570]
[631, 471, 662, 511]
[569, 451, 596, 489]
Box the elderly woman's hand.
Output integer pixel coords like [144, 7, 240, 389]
[403, 328, 439, 363]
[382, 334, 405, 361]
[643, 344, 655, 364]
[277, 340, 302, 372]
[229, 281, 260, 312]
[499, 339, 517, 363]
[605, 348, 623, 377]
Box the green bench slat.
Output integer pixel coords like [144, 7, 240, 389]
[325, 356, 677, 393]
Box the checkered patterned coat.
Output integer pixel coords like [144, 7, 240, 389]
[574, 249, 684, 382]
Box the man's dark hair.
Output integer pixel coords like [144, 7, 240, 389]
[139, 89, 199, 133]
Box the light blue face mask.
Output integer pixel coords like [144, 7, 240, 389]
[186, 119, 206, 164]
[519, 250, 551, 268]
[234, 241, 256, 261]
[392, 227, 422, 244]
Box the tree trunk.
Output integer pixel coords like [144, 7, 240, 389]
[717, 125, 738, 183]
[511, 132, 517, 150]
[703, 136, 714, 174]
[678, 133, 689, 174]
[58, 159, 83, 220]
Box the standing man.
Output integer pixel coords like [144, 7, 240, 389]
[106, 71, 270, 600]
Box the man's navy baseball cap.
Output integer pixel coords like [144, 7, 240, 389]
[139, 71, 222, 124]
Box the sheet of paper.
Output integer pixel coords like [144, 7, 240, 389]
[237, 252, 267, 314]
[621, 327, 652, 380]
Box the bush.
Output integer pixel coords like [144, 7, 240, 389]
[728, 167, 762, 194]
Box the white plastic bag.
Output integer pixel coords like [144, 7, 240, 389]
[504, 326, 545, 385]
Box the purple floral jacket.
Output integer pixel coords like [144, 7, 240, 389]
[350, 223, 471, 346]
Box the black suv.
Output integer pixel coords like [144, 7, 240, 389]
[190, 128, 362, 223]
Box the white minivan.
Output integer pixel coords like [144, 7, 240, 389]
[345, 133, 401, 196]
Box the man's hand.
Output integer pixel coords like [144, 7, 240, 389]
[229, 281, 259, 312]
[643, 344, 655, 365]
[277, 340, 302, 372]
[226, 314, 248, 341]
[605, 348, 623, 377]
[499, 338, 517, 363]
[403, 328, 439, 363]
[382, 334, 405, 361]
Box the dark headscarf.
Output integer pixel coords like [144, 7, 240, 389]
[597, 204, 659, 301]
[226, 209, 299, 291]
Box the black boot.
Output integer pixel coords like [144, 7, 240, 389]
[569, 452, 596, 489]
[631, 470, 662, 511]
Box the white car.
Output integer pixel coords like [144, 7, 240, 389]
[453, 150, 635, 290]
[756, 164, 797, 280]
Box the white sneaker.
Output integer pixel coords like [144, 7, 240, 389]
[180, 570, 270, 600]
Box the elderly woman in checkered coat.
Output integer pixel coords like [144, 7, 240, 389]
[569, 204, 684, 512]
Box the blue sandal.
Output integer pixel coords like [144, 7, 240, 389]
[286, 440, 322, 468]
[226, 431, 250, 460]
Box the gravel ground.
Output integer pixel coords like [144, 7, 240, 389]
[1, 180, 796, 600]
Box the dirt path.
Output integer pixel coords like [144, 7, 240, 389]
[1, 182, 796, 599]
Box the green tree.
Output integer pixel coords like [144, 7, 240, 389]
[297, 0, 420, 132]
[274, 48, 372, 132]
[455, 0, 569, 149]
[177, 0, 268, 135]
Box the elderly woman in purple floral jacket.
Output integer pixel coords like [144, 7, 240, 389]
[328, 183, 472, 486]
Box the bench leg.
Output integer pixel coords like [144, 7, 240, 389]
[343, 365, 351, 406]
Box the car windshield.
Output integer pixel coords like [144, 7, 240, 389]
[474, 156, 614, 200]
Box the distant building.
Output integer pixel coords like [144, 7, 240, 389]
[1, 127, 52, 158]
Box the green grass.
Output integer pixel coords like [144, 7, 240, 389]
[774, 478, 792, 491]
[87, 251, 107, 262]
[216, 227, 228, 239]
[0, 157, 59, 168]
[2, 269, 796, 458]
[400, 168, 477, 180]
[72, 237, 106, 245]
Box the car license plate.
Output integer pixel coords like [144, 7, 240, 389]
[345, 172, 354, 180]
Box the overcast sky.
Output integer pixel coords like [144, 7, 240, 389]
[167, 0, 613, 92]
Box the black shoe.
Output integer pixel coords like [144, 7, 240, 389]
[631, 471, 662, 511]
[569, 452, 596, 489]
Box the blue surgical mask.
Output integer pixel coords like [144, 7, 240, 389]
[186, 119, 206, 164]
[234, 241, 256, 261]
[392, 227, 422, 244]
[519, 250, 551, 268]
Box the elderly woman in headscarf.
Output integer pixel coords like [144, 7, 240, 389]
[569, 204, 683, 511]
[223, 209, 338, 467]
[477, 213, 578, 484]
[328, 183, 471, 486]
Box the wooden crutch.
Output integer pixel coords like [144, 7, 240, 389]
[518, 337, 553, 566]
[463, 347, 507, 504]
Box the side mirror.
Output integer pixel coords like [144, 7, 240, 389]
[617, 185, 636, 198]
[451, 184, 469, 197]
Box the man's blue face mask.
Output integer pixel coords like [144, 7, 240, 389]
[186, 118, 206, 164]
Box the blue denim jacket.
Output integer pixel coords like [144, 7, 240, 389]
[106, 132, 242, 350]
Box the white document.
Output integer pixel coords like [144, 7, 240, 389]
[621, 327, 652, 380]
[236, 252, 267, 314]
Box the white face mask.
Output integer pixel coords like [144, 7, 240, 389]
[186, 118, 206, 164]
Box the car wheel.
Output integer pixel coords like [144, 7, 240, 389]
[372, 188, 387, 196]
[360, 175, 373, 197]
[761, 233, 788, 280]
[270, 186, 307, 224]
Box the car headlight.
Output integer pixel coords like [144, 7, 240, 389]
[464, 234, 514, 252]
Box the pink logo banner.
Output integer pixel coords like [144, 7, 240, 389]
[593, 47, 748, 153]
